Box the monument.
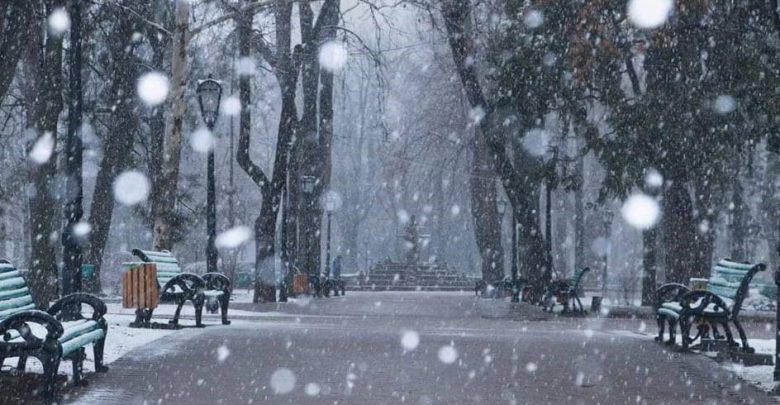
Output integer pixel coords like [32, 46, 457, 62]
[354, 214, 475, 291]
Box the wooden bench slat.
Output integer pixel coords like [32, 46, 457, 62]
[0, 303, 36, 320]
[0, 287, 30, 301]
[0, 264, 16, 274]
[61, 328, 105, 357]
[0, 277, 27, 291]
[0, 270, 22, 281]
[0, 294, 33, 312]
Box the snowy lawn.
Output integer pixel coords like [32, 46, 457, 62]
[721, 339, 777, 393]
[0, 312, 174, 380]
[643, 332, 779, 394]
[0, 297, 295, 381]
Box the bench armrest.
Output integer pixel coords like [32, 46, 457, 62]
[202, 272, 231, 292]
[654, 283, 690, 309]
[678, 290, 730, 315]
[0, 310, 63, 343]
[162, 273, 206, 297]
[48, 293, 107, 321]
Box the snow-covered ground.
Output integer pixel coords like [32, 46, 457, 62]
[0, 294, 288, 380]
[0, 311, 175, 379]
[722, 339, 777, 393]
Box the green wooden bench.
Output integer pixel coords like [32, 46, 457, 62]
[541, 267, 591, 313]
[0, 260, 108, 403]
[655, 259, 766, 352]
[129, 249, 231, 327]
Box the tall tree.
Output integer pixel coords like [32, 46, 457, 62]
[24, 0, 66, 307]
[85, 9, 142, 293]
[0, 3, 32, 102]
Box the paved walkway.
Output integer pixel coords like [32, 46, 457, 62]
[52, 293, 780, 403]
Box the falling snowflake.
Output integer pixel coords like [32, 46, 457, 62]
[270, 368, 296, 395]
[469, 106, 486, 125]
[620, 194, 661, 230]
[216, 345, 230, 363]
[29, 132, 55, 164]
[137, 72, 169, 106]
[235, 57, 256, 76]
[215, 226, 252, 249]
[523, 10, 544, 28]
[319, 41, 348, 72]
[450, 205, 461, 216]
[583, 329, 595, 339]
[304, 382, 321, 396]
[713, 95, 737, 114]
[113, 171, 151, 206]
[397, 209, 410, 224]
[438, 345, 458, 364]
[73, 222, 91, 237]
[401, 330, 420, 351]
[644, 169, 663, 188]
[522, 128, 549, 157]
[525, 362, 538, 373]
[190, 127, 215, 153]
[221, 96, 241, 116]
[48, 8, 70, 35]
[627, 0, 673, 29]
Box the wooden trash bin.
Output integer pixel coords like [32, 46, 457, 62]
[122, 263, 159, 311]
[292, 274, 309, 295]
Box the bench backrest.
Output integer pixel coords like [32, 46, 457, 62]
[131, 249, 182, 289]
[569, 267, 590, 290]
[707, 259, 765, 313]
[0, 261, 35, 322]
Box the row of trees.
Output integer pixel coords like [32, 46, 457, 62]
[0, 0, 344, 305]
[429, 0, 780, 299]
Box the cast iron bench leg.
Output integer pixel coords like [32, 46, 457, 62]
[667, 318, 678, 346]
[194, 295, 205, 327]
[72, 348, 86, 386]
[721, 322, 737, 347]
[17, 355, 27, 372]
[733, 319, 753, 352]
[219, 293, 231, 325]
[655, 316, 665, 342]
[94, 335, 109, 372]
[42, 350, 61, 405]
[171, 298, 185, 326]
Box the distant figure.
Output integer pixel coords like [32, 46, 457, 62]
[332, 255, 342, 279]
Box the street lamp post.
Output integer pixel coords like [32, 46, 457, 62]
[197, 75, 222, 274]
[301, 175, 317, 281]
[496, 197, 507, 284]
[602, 209, 614, 296]
[62, 0, 84, 316]
[324, 194, 338, 279]
[511, 215, 519, 302]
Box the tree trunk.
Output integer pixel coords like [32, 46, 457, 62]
[0, 3, 32, 101]
[147, 6, 170, 238]
[516, 186, 546, 302]
[662, 179, 697, 283]
[440, 0, 546, 297]
[641, 228, 657, 305]
[730, 160, 747, 261]
[153, 0, 189, 251]
[86, 18, 139, 293]
[470, 131, 503, 285]
[25, 0, 65, 307]
[574, 148, 585, 270]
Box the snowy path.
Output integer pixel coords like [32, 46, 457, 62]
[49, 292, 778, 404]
